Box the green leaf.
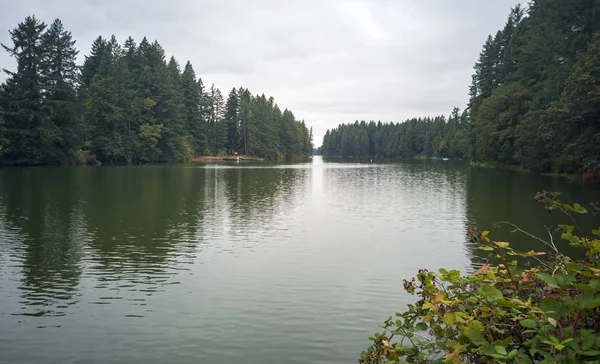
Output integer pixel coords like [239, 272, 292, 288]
[469, 320, 484, 332]
[548, 317, 557, 327]
[592, 229, 600, 237]
[581, 350, 600, 356]
[559, 224, 574, 233]
[519, 319, 537, 328]
[415, 322, 427, 331]
[468, 330, 489, 346]
[481, 344, 496, 356]
[541, 297, 560, 315]
[495, 346, 508, 356]
[540, 272, 576, 287]
[448, 270, 460, 282]
[573, 203, 587, 214]
[566, 262, 583, 272]
[555, 273, 576, 286]
[536, 273, 559, 288]
[574, 283, 595, 292]
[582, 334, 596, 351]
[562, 232, 581, 246]
[578, 291, 600, 310]
[478, 285, 503, 302]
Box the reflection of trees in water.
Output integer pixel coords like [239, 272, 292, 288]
[0, 166, 210, 317]
[80, 166, 207, 295]
[209, 167, 309, 250]
[222, 167, 308, 220]
[0, 165, 309, 318]
[0, 168, 88, 316]
[464, 168, 600, 265]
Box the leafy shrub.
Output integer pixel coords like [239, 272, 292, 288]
[360, 192, 600, 363]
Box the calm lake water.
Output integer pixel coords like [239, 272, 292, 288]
[1, 157, 598, 364]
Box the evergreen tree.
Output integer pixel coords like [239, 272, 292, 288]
[238, 87, 253, 155]
[207, 83, 225, 156]
[224, 87, 239, 154]
[83, 35, 126, 164]
[0, 16, 312, 165]
[160, 56, 187, 161]
[1, 16, 48, 164]
[181, 61, 204, 156]
[40, 18, 80, 162]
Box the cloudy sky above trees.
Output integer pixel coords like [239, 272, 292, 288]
[0, 0, 519, 143]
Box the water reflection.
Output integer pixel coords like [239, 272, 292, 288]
[220, 166, 309, 248]
[0, 160, 598, 364]
[464, 167, 600, 265]
[0, 168, 86, 318]
[0, 165, 308, 320]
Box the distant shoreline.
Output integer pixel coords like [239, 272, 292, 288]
[191, 155, 265, 163]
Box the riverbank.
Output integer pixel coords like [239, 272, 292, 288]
[191, 155, 265, 163]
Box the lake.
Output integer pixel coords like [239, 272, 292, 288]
[0, 157, 598, 364]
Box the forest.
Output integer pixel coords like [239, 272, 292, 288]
[322, 1, 600, 174]
[0, 16, 313, 165]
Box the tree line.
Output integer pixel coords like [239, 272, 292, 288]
[0, 16, 313, 165]
[322, 1, 600, 174]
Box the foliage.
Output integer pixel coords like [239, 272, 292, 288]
[322, 115, 467, 160]
[0, 16, 312, 165]
[360, 192, 600, 363]
[323, 1, 600, 174]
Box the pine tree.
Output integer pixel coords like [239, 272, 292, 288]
[1, 16, 312, 164]
[0, 106, 5, 156]
[181, 61, 204, 156]
[83, 35, 126, 164]
[224, 87, 239, 154]
[238, 87, 252, 155]
[40, 18, 80, 163]
[160, 56, 187, 161]
[1, 16, 48, 164]
[468, 35, 501, 114]
[195, 77, 209, 155]
[207, 83, 225, 156]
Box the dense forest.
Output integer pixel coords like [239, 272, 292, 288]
[322, 1, 600, 174]
[0, 16, 313, 165]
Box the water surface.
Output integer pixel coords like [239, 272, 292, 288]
[0, 157, 597, 363]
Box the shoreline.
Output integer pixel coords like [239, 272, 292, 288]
[191, 155, 265, 163]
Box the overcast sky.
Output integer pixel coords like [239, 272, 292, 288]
[0, 0, 519, 144]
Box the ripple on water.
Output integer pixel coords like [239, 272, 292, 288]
[1, 160, 578, 364]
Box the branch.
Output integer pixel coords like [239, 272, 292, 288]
[495, 221, 558, 253]
[544, 225, 559, 253]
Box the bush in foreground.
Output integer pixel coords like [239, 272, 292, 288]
[361, 192, 600, 363]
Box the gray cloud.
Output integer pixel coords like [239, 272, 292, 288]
[0, 0, 519, 144]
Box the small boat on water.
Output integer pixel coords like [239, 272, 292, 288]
[442, 157, 449, 161]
